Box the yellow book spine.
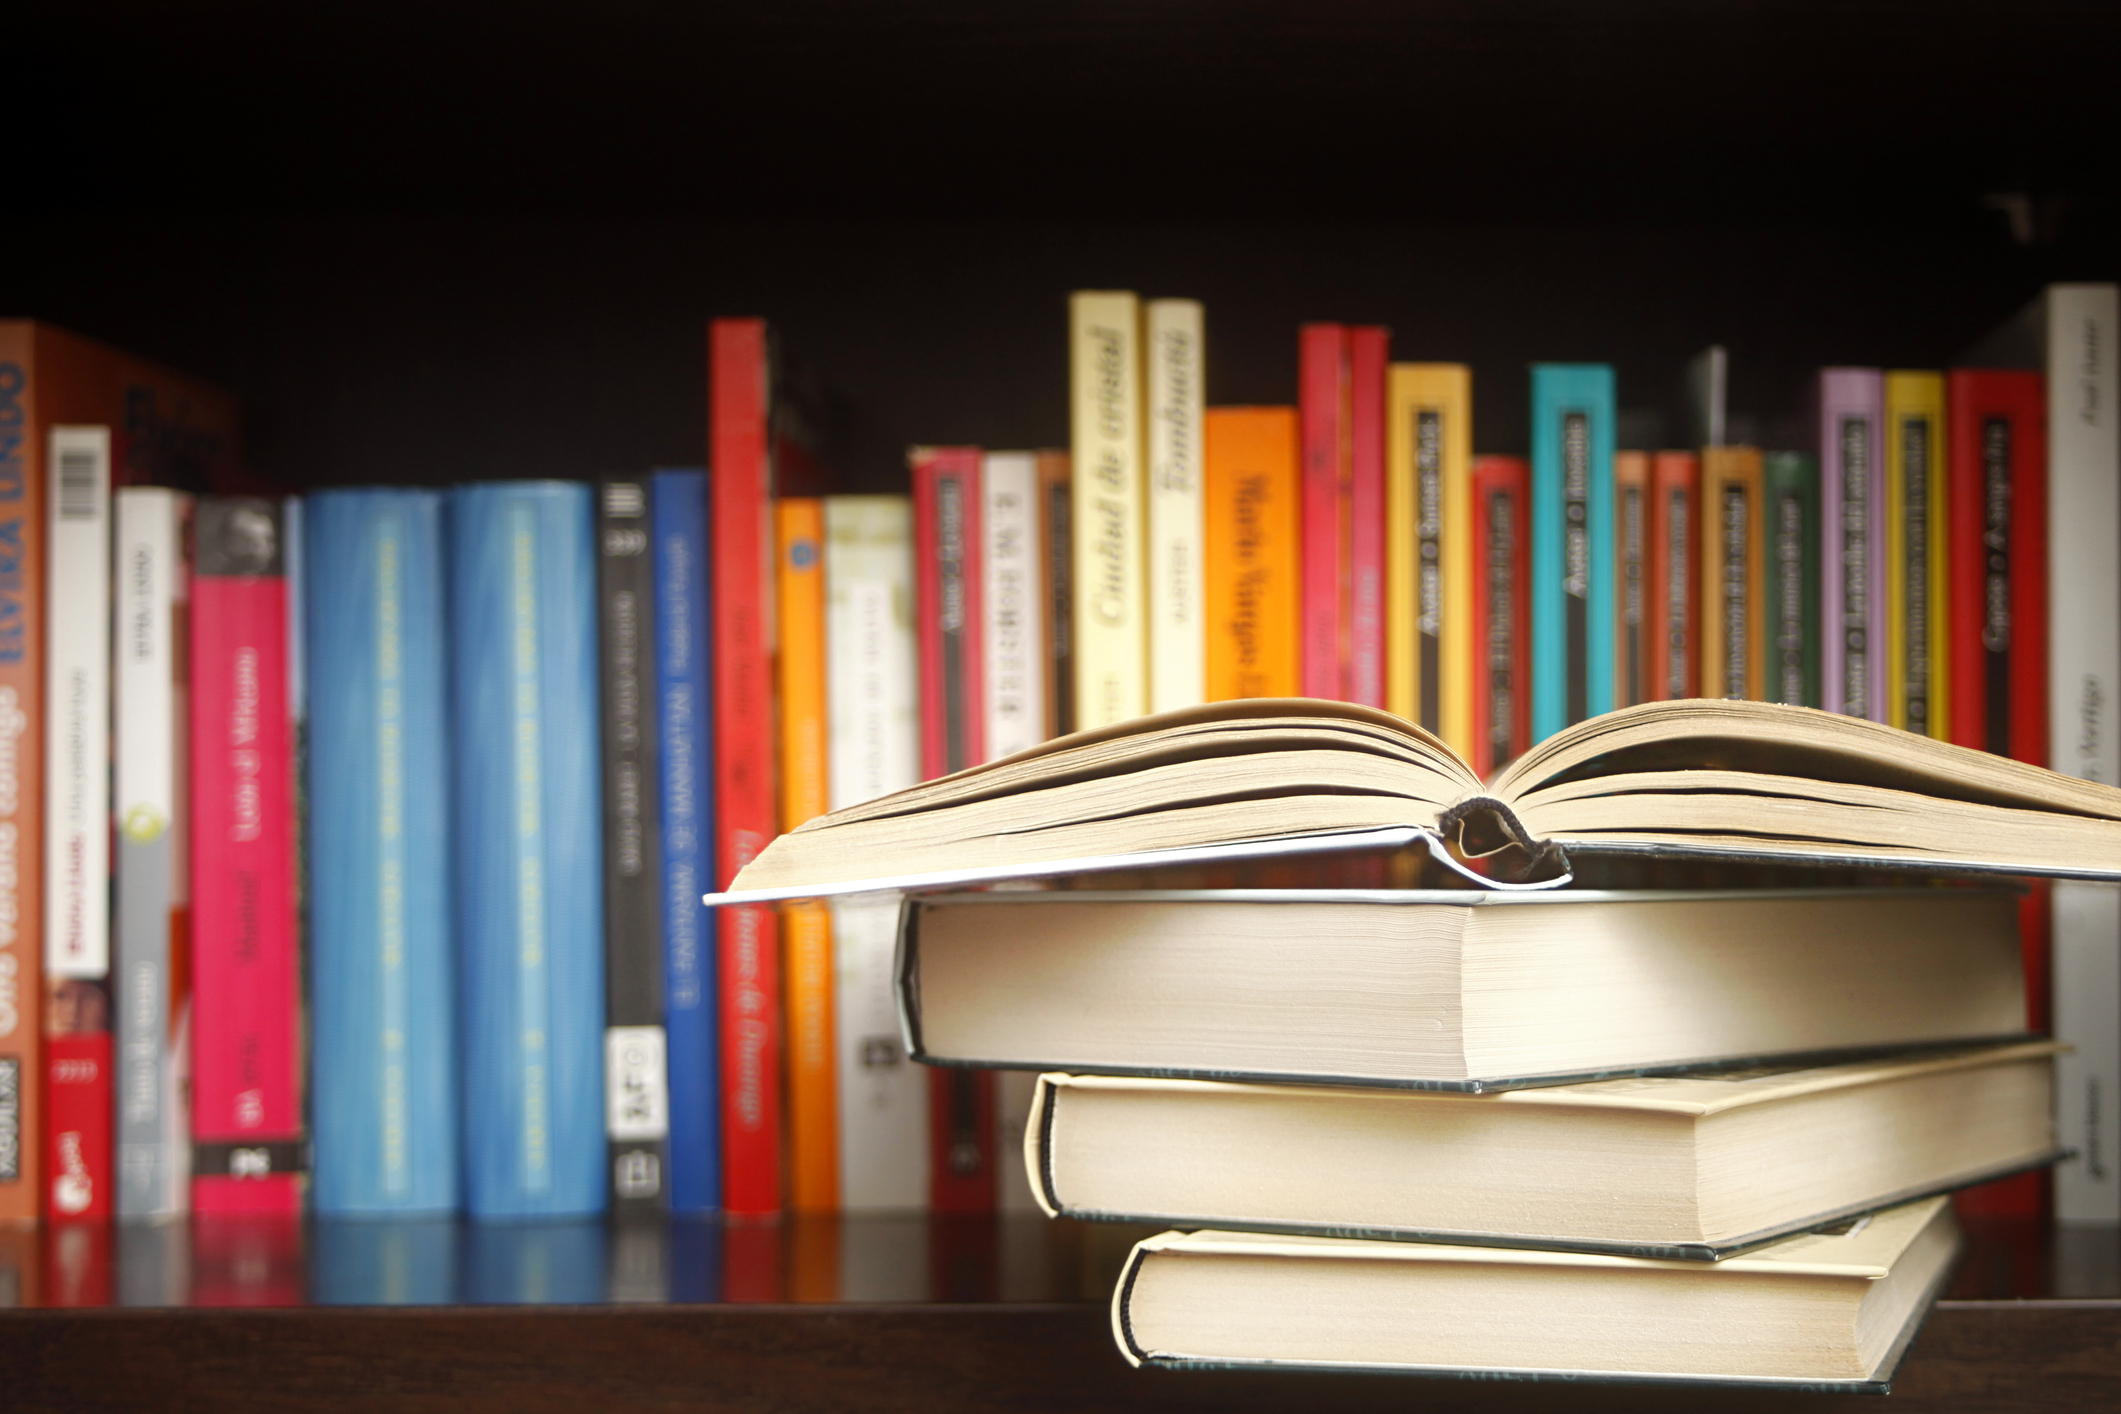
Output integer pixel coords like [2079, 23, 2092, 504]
[1885, 371, 1949, 739]
[1146, 298, 1205, 713]
[1070, 291, 1145, 727]
[1204, 408, 1300, 699]
[1385, 364, 1472, 756]
[774, 498, 838, 1211]
[1700, 447, 1767, 700]
[1613, 450, 1651, 710]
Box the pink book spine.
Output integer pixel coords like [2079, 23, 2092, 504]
[1818, 368, 1886, 720]
[1347, 327, 1390, 708]
[1300, 324, 1348, 699]
[189, 502, 303, 1215]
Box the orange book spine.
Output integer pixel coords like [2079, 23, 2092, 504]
[1613, 451, 1651, 707]
[1700, 447, 1768, 700]
[1648, 452, 1700, 700]
[0, 324, 47, 1223]
[1204, 409, 1301, 700]
[774, 499, 838, 1212]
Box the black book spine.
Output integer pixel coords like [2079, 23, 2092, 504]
[596, 476, 669, 1211]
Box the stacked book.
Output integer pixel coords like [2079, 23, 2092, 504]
[708, 698, 2121, 1386]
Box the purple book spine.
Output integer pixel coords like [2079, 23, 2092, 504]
[1818, 367, 1886, 720]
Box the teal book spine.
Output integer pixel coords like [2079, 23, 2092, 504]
[305, 489, 459, 1215]
[1531, 364, 1616, 738]
[1763, 452, 1822, 707]
[450, 481, 607, 1219]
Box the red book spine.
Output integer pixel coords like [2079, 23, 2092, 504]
[1469, 457, 1532, 780]
[1946, 369, 2051, 1222]
[1347, 327, 1389, 708]
[189, 501, 303, 1214]
[1299, 324, 1348, 699]
[911, 447, 996, 1212]
[1648, 452, 1701, 701]
[710, 318, 785, 1217]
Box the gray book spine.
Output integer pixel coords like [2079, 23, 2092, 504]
[113, 489, 193, 1220]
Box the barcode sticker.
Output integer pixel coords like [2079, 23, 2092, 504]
[50, 428, 108, 521]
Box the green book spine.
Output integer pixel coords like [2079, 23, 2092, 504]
[1763, 452, 1821, 707]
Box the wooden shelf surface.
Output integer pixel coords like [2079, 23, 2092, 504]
[2, 1214, 2116, 1411]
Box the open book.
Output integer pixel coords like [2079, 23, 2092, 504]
[712, 697, 2121, 901]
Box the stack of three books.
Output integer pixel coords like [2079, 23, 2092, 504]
[905, 886, 2056, 1389]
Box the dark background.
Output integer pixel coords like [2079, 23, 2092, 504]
[6, 0, 2118, 491]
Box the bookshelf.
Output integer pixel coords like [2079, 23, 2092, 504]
[6, 2, 2121, 1406]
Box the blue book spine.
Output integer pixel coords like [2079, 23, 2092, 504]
[450, 481, 607, 1219]
[651, 469, 720, 1212]
[305, 490, 459, 1215]
[1530, 364, 1617, 740]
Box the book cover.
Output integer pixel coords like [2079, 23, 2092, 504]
[650, 469, 718, 1214]
[1886, 371, 1949, 739]
[112, 487, 193, 1221]
[1647, 452, 1700, 702]
[1069, 292, 1145, 729]
[596, 476, 669, 1213]
[1470, 456, 1532, 779]
[709, 318, 784, 1218]
[1036, 451, 1073, 738]
[824, 496, 927, 1210]
[304, 489, 456, 1216]
[775, 497, 836, 1212]
[1613, 451, 1650, 708]
[1348, 327, 1389, 709]
[45, 427, 112, 1221]
[1699, 447, 1767, 702]
[1146, 300, 1205, 713]
[1762, 452, 1822, 708]
[190, 497, 305, 1215]
[1947, 370, 2047, 765]
[1530, 364, 1615, 740]
[1204, 408, 1300, 701]
[1299, 324, 1349, 700]
[449, 481, 605, 1219]
[1386, 365, 1472, 754]
[1819, 368, 1887, 721]
[982, 453, 1046, 760]
[911, 447, 995, 1212]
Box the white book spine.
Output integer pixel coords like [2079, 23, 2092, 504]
[825, 496, 928, 1209]
[46, 427, 112, 983]
[2046, 283, 2121, 1223]
[981, 452, 1045, 762]
[1146, 298, 1205, 713]
[114, 488, 192, 1218]
[1069, 290, 1145, 728]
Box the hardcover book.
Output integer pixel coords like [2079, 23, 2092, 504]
[650, 469, 718, 1213]
[190, 497, 305, 1214]
[1347, 327, 1389, 709]
[1032, 1040, 2057, 1258]
[449, 482, 605, 1219]
[45, 427, 113, 1220]
[823, 496, 928, 1210]
[1203, 409, 1300, 701]
[710, 318, 784, 1217]
[776, 496, 836, 1211]
[1299, 324, 1349, 700]
[895, 888, 2027, 1090]
[1145, 301, 1205, 713]
[1819, 368, 1887, 721]
[1069, 293, 1145, 729]
[1530, 365, 1615, 739]
[1036, 451, 1074, 737]
[304, 489, 457, 1215]
[112, 487, 193, 1220]
[981, 453, 1046, 761]
[1699, 447, 1766, 702]
[1647, 451, 1699, 702]
[1885, 372, 1949, 739]
[1112, 1197, 1960, 1389]
[1386, 364, 1471, 752]
[596, 476, 669, 1212]
[1762, 452, 1821, 707]
[1469, 456, 1531, 777]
